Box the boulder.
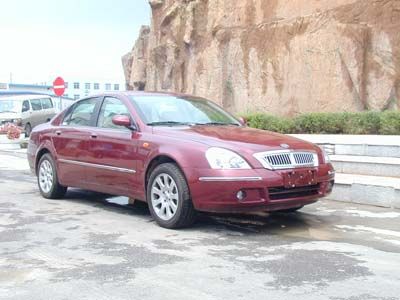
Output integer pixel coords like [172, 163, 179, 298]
[123, 0, 400, 115]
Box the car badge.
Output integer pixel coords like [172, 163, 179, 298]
[280, 143, 290, 149]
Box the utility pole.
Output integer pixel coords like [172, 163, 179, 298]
[9, 72, 13, 83]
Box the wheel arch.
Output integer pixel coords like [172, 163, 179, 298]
[35, 148, 51, 175]
[145, 154, 188, 191]
[24, 122, 32, 136]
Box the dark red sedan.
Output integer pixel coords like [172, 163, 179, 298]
[27, 92, 335, 228]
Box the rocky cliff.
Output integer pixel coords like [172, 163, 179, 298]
[122, 0, 400, 115]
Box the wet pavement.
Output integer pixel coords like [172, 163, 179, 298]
[0, 151, 399, 300]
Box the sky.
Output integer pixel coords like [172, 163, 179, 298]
[0, 0, 151, 85]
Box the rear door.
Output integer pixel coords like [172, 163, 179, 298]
[29, 98, 43, 128]
[40, 97, 56, 122]
[85, 96, 139, 197]
[51, 97, 101, 188]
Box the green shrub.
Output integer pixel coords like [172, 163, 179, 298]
[245, 113, 295, 134]
[241, 111, 400, 135]
[294, 113, 348, 134]
[342, 111, 381, 134]
[380, 111, 400, 135]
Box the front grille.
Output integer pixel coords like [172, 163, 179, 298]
[265, 153, 291, 167]
[293, 152, 314, 165]
[254, 150, 318, 170]
[268, 184, 320, 200]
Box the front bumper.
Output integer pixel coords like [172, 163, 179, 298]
[27, 140, 37, 174]
[0, 119, 23, 126]
[184, 164, 335, 213]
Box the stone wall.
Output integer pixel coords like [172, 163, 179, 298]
[122, 0, 400, 115]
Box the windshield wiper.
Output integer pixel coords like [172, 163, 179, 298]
[147, 121, 193, 126]
[196, 122, 240, 126]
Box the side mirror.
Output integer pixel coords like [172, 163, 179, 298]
[112, 115, 136, 130]
[238, 117, 247, 126]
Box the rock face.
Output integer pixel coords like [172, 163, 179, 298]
[123, 0, 400, 115]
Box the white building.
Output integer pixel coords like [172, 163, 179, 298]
[63, 80, 126, 100]
[1, 79, 126, 101]
[0, 82, 75, 112]
[0, 83, 53, 94]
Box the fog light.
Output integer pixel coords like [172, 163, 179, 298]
[236, 190, 247, 202]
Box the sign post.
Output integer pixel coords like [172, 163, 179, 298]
[53, 77, 65, 110]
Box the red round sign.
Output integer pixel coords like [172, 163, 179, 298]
[53, 77, 65, 96]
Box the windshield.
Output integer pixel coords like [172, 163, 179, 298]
[129, 96, 240, 126]
[0, 99, 22, 113]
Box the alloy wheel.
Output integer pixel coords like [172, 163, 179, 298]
[39, 159, 53, 193]
[151, 173, 179, 221]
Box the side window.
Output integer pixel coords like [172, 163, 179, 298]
[41, 98, 53, 109]
[61, 106, 74, 125]
[22, 100, 30, 112]
[97, 97, 130, 130]
[63, 98, 98, 127]
[30, 99, 42, 111]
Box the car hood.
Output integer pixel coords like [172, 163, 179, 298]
[154, 126, 319, 154]
[0, 112, 18, 120]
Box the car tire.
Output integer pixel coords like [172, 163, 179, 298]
[147, 163, 196, 229]
[25, 123, 32, 137]
[37, 153, 67, 199]
[276, 206, 304, 213]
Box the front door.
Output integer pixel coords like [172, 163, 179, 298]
[85, 96, 139, 197]
[21, 99, 31, 126]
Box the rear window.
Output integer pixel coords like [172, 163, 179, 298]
[41, 98, 53, 109]
[62, 97, 99, 127]
[30, 99, 42, 111]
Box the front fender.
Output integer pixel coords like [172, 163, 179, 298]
[139, 139, 210, 192]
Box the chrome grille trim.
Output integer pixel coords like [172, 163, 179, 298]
[253, 150, 318, 170]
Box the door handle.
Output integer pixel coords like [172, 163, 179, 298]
[55, 130, 61, 136]
[90, 133, 98, 139]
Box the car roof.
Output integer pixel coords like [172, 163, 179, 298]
[81, 91, 208, 101]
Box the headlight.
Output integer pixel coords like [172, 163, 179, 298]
[12, 118, 22, 126]
[206, 147, 251, 169]
[320, 147, 331, 163]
